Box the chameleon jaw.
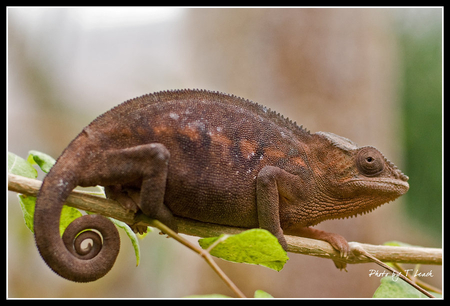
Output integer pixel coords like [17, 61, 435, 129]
[346, 177, 410, 196]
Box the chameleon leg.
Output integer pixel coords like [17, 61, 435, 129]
[135, 143, 178, 232]
[81, 143, 177, 233]
[257, 166, 350, 269]
[256, 166, 296, 250]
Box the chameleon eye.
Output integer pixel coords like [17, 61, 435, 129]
[356, 147, 384, 176]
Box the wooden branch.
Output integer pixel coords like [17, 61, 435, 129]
[8, 173, 442, 266]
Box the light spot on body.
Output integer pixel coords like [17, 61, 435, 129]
[169, 113, 179, 120]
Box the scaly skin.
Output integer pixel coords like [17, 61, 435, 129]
[34, 89, 409, 281]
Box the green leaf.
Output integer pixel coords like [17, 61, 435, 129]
[27, 150, 56, 173]
[8, 152, 37, 178]
[18, 194, 36, 232]
[199, 229, 289, 271]
[59, 205, 83, 236]
[10, 151, 79, 234]
[110, 218, 141, 266]
[383, 241, 423, 248]
[372, 276, 435, 298]
[184, 294, 232, 298]
[254, 290, 274, 298]
[183, 290, 274, 298]
[18, 193, 82, 236]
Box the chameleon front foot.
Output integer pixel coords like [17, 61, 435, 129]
[284, 226, 350, 270]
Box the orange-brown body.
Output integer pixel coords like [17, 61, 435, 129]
[34, 89, 409, 282]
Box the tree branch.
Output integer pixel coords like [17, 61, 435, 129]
[8, 173, 442, 266]
[8, 173, 246, 298]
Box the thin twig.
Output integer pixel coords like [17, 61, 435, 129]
[136, 215, 246, 298]
[351, 244, 435, 298]
[391, 262, 442, 295]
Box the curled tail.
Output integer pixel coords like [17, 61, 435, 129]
[34, 163, 120, 282]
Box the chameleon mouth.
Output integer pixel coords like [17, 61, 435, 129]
[347, 177, 410, 196]
[308, 175, 410, 226]
[321, 177, 410, 222]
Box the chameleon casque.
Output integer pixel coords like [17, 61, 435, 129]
[34, 89, 409, 282]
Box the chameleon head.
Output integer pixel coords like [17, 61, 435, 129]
[310, 132, 409, 221]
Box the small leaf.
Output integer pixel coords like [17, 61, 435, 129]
[184, 294, 232, 298]
[372, 276, 435, 298]
[8, 152, 37, 178]
[18, 193, 82, 236]
[384, 241, 411, 247]
[18, 194, 36, 233]
[27, 150, 56, 173]
[110, 218, 141, 266]
[199, 229, 289, 271]
[254, 290, 274, 298]
[59, 206, 83, 236]
[11, 151, 80, 235]
[383, 240, 423, 248]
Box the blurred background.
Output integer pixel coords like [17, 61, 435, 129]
[7, 7, 442, 298]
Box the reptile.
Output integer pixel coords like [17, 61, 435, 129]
[34, 89, 409, 282]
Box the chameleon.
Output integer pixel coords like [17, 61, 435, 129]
[34, 89, 409, 282]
